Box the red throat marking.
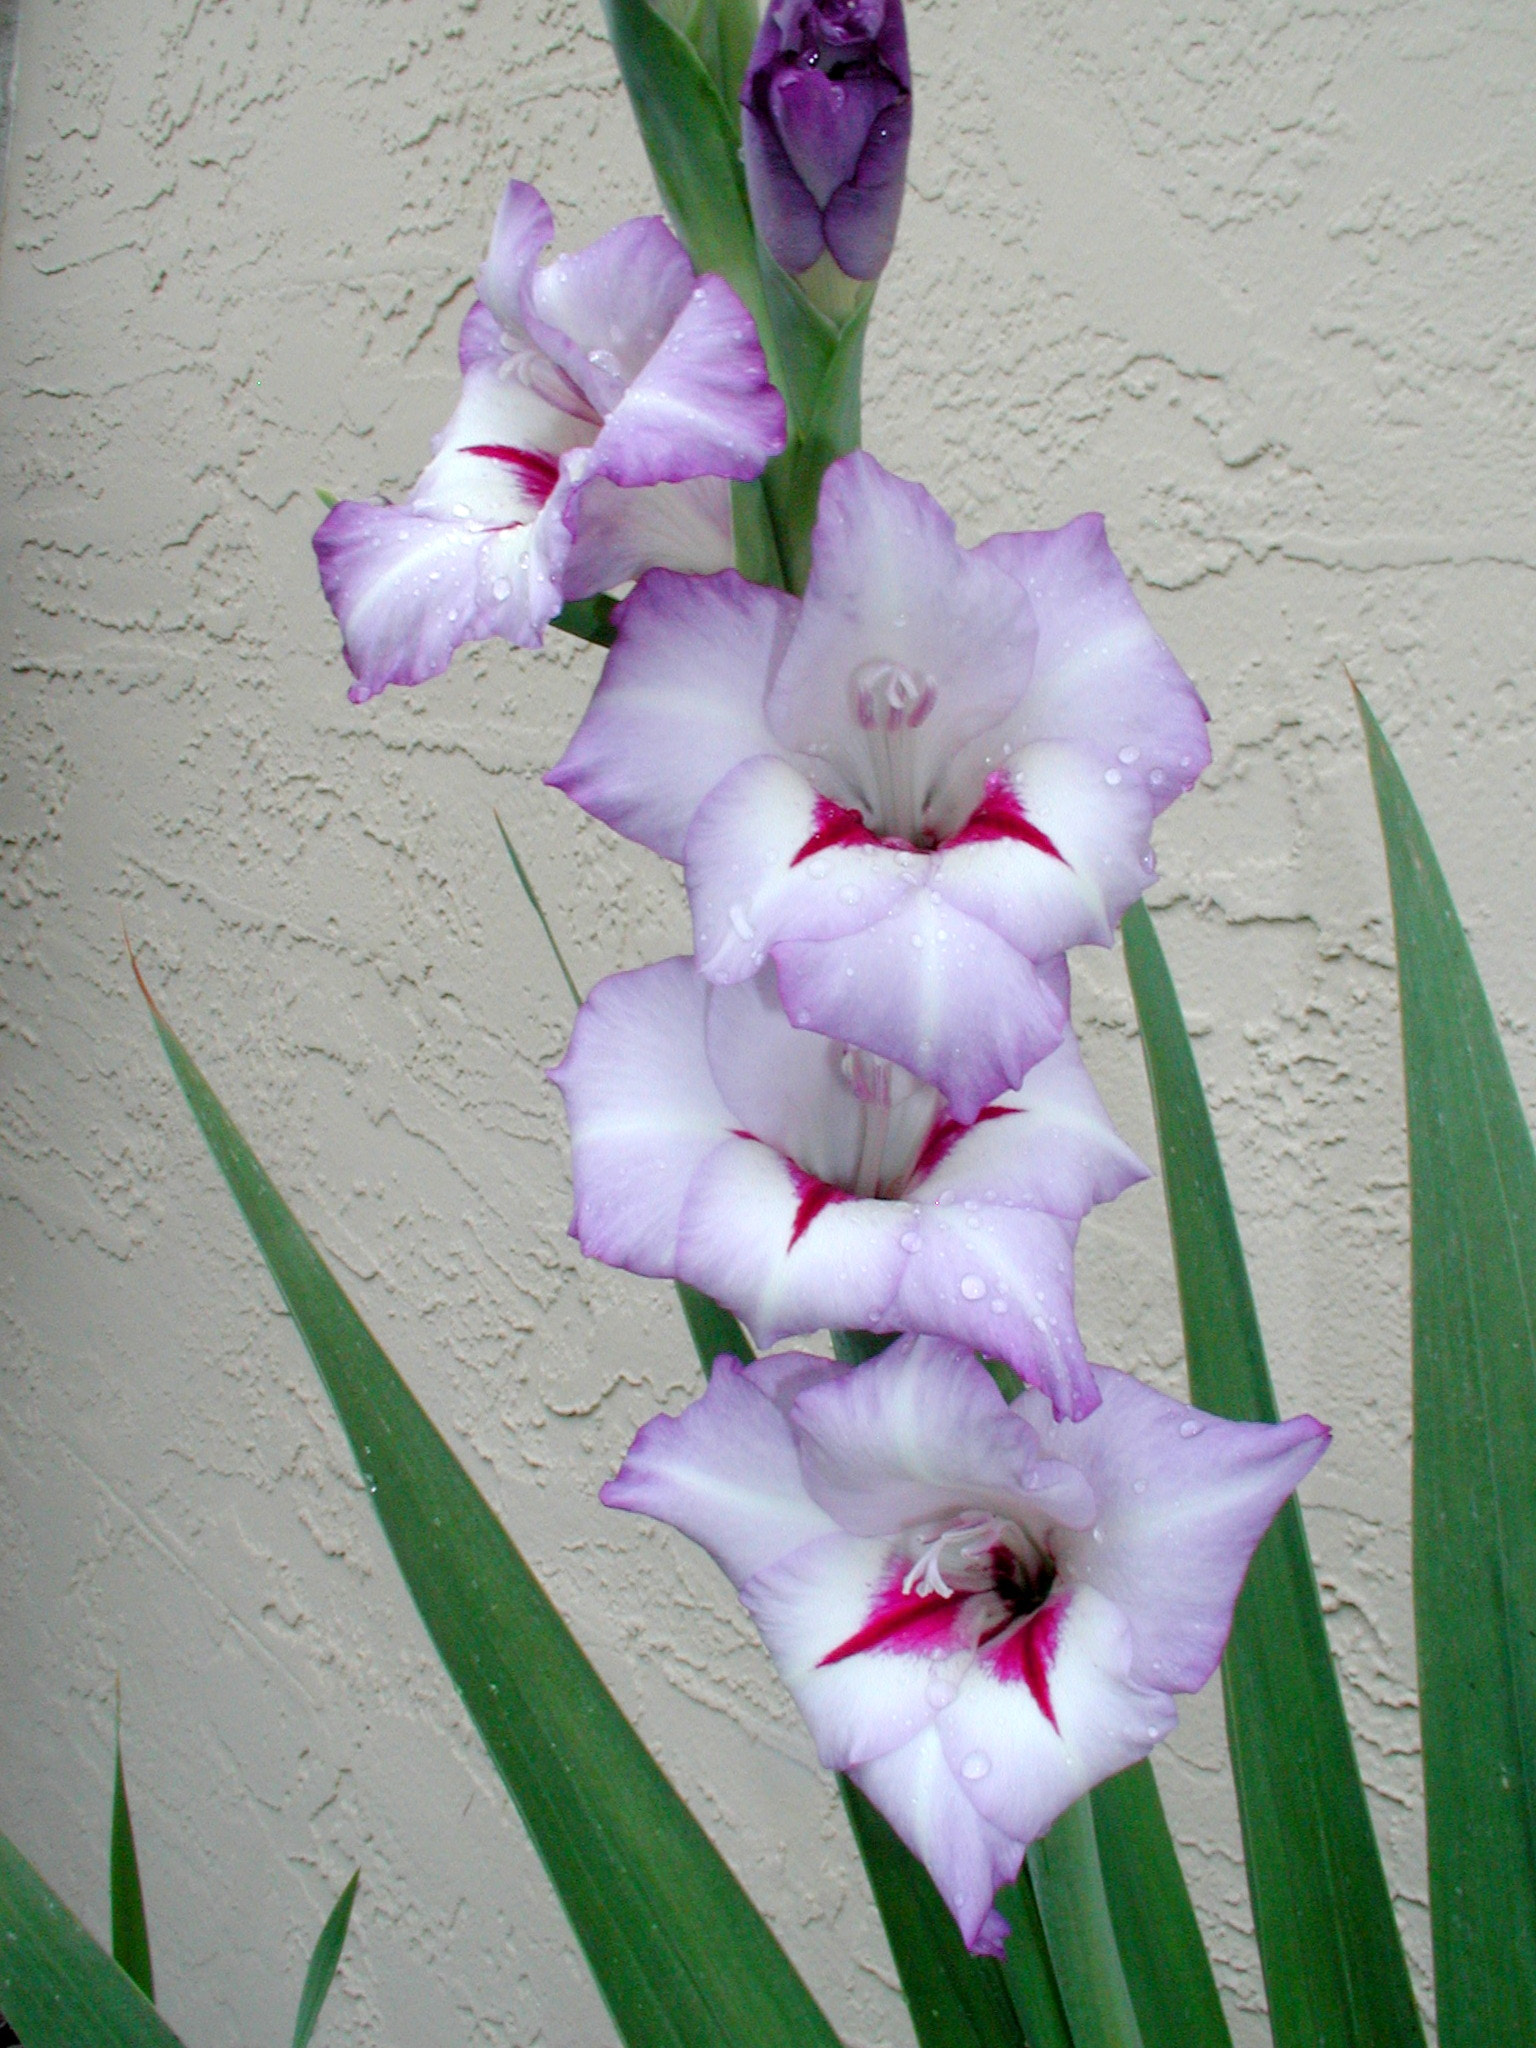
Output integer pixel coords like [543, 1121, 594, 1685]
[462, 444, 561, 509]
[789, 777, 1066, 867]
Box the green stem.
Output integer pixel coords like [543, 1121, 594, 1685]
[1028, 1797, 1145, 2048]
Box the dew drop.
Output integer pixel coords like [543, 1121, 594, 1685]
[960, 1275, 986, 1301]
[960, 1751, 991, 1781]
[492, 579, 512, 602]
[1179, 1419, 1202, 1438]
[900, 1231, 922, 1253]
[1119, 744, 1141, 764]
[990, 1298, 1009, 1315]
[729, 904, 755, 941]
[910, 932, 924, 948]
[838, 884, 862, 904]
[453, 502, 471, 518]
[1133, 1478, 1147, 1494]
[926, 1678, 957, 1709]
[1105, 768, 1123, 786]
[1147, 1726, 1162, 1741]
[1149, 767, 1166, 787]
[937, 1188, 956, 1205]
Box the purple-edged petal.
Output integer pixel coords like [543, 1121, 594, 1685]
[766, 456, 1037, 808]
[601, 1358, 838, 1587]
[741, 1533, 955, 1768]
[313, 502, 557, 703]
[741, 100, 829, 275]
[889, 1203, 1097, 1421]
[978, 513, 1211, 818]
[675, 1137, 911, 1346]
[548, 569, 794, 860]
[771, 892, 1069, 1126]
[789, 1339, 1094, 1536]
[850, 1728, 1024, 1955]
[686, 757, 916, 984]
[549, 958, 731, 1278]
[475, 180, 557, 340]
[914, 1025, 1150, 1223]
[559, 472, 736, 601]
[584, 273, 787, 490]
[1021, 1367, 1331, 1694]
[519, 213, 696, 417]
[934, 1587, 1174, 1844]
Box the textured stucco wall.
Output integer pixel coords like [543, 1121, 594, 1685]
[3, 2, 1534, 2041]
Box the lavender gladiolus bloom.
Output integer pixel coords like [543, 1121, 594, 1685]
[550, 954, 1146, 1420]
[741, 0, 911, 280]
[603, 1336, 1328, 1953]
[313, 180, 786, 703]
[550, 453, 1210, 1122]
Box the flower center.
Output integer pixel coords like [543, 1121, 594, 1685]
[844, 658, 943, 845]
[837, 1046, 942, 1197]
[901, 1512, 1055, 1626]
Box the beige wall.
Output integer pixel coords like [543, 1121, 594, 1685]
[3, 2, 1534, 2040]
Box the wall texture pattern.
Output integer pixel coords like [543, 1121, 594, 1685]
[3, 2, 1534, 2042]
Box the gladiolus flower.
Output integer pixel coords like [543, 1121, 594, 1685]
[314, 180, 786, 703]
[550, 955, 1145, 1420]
[741, 0, 912, 282]
[550, 452, 1210, 1122]
[603, 1336, 1328, 1953]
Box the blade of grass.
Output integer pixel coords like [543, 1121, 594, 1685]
[1121, 897, 1423, 2047]
[1090, 1763, 1230, 2048]
[1358, 689, 1536, 2043]
[838, 1781, 1030, 2048]
[494, 812, 582, 1009]
[291, 1870, 359, 2048]
[110, 1699, 154, 2004]
[137, 962, 844, 2048]
[0, 1831, 186, 2048]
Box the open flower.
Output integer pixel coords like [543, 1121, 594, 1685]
[550, 954, 1145, 1419]
[741, 0, 912, 283]
[314, 180, 786, 703]
[603, 1336, 1328, 1952]
[549, 453, 1209, 1122]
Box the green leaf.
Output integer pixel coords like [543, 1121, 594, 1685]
[1121, 898, 1423, 2048]
[675, 1283, 754, 1373]
[1358, 690, 1536, 2043]
[648, 0, 759, 113]
[759, 289, 871, 593]
[1091, 1764, 1229, 2048]
[600, 0, 765, 335]
[494, 812, 583, 1009]
[838, 1781, 1029, 2048]
[551, 594, 618, 648]
[315, 488, 338, 510]
[996, 1867, 1075, 2048]
[292, 1870, 359, 2048]
[137, 969, 844, 2048]
[0, 1831, 187, 2048]
[1027, 1799, 1143, 2048]
[110, 1711, 155, 2004]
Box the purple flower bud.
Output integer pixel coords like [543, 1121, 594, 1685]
[741, 0, 912, 283]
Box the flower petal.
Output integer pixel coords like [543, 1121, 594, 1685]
[475, 180, 557, 339]
[789, 1336, 1095, 1536]
[849, 1727, 1024, 1955]
[978, 512, 1211, 822]
[890, 1203, 1098, 1421]
[766, 455, 1038, 804]
[550, 958, 731, 1278]
[934, 1586, 1175, 1845]
[771, 890, 1069, 1126]
[547, 569, 794, 861]
[740, 1533, 953, 1767]
[685, 755, 913, 985]
[1021, 1366, 1331, 1693]
[601, 1357, 839, 1587]
[583, 272, 787, 490]
[313, 501, 557, 702]
[559, 471, 736, 601]
[518, 213, 697, 417]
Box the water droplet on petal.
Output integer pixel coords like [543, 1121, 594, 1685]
[729, 904, 755, 941]
[493, 579, 512, 602]
[1105, 768, 1123, 786]
[1149, 767, 1166, 787]
[838, 884, 862, 905]
[990, 1298, 1009, 1315]
[910, 933, 924, 948]
[1179, 1419, 1202, 1438]
[1119, 745, 1141, 764]
[900, 1231, 922, 1253]
[1133, 1478, 1148, 1494]
[960, 1751, 991, 1781]
[926, 1678, 957, 1709]
[960, 1275, 986, 1301]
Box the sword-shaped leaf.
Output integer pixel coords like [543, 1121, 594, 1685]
[110, 1710, 154, 2005]
[137, 965, 844, 2048]
[0, 1831, 185, 2048]
[291, 1870, 359, 2048]
[1121, 898, 1423, 2048]
[1359, 690, 1536, 2043]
